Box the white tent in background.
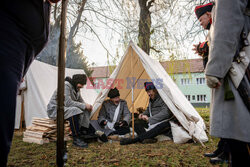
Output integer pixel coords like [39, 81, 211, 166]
[15, 60, 98, 129]
[90, 41, 208, 144]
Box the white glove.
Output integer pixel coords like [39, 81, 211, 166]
[206, 75, 221, 88]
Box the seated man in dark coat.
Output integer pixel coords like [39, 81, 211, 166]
[91, 87, 131, 136]
[120, 82, 174, 145]
[47, 74, 96, 148]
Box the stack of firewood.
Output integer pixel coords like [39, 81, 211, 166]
[23, 117, 71, 144]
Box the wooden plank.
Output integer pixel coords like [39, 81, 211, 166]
[32, 117, 56, 124]
[32, 122, 56, 128]
[33, 117, 51, 121]
[26, 126, 50, 132]
[23, 137, 49, 144]
[32, 117, 70, 125]
[23, 132, 43, 139]
[32, 120, 56, 125]
[33, 119, 56, 123]
[46, 129, 57, 134]
[32, 118, 69, 126]
[25, 130, 44, 136]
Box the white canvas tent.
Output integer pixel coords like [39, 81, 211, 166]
[15, 60, 98, 129]
[91, 41, 208, 144]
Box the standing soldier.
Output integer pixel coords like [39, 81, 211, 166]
[0, 0, 60, 166]
[205, 0, 250, 165]
[193, 2, 230, 164]
[193, 2, 213, 68]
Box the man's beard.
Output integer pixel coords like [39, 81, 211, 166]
[113, 100, 120, 105]
[205, 22, 211, 30]
[150, 95, 155, 100]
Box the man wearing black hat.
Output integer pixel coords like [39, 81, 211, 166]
[91, 87, 131, 137]
[192, 2, 213, 68]
[120, 82, 174, 145]
[47, 74, 93, 148]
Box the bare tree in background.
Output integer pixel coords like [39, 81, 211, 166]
[67, 0, 87, 56]
[37, 0, 94, 76]
[138, 0, 154, 54]
[105, 0, 211, 60]
[37, 0, 211, 72]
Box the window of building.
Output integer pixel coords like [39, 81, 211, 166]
[185, 95, 191, 101]
[197, 95, 207, 102]
[181, 78, 191, 85]
[196, 78, 205, 85]
[192, 95, 195, 100]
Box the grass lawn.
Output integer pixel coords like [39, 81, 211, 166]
[8, 110, 227, 167]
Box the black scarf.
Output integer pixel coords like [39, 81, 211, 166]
[65, 77, 78, 92]
[206, 22, 211, 30]
[150, 93, 160, 103]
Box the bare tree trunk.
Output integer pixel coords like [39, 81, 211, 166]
[67, 0, 87, 56]
[138, 0, 154, 55]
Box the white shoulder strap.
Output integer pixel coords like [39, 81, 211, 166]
[106, 102, 121, 130]
[149, 102, 152, 117]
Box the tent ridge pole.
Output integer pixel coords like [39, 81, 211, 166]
[130, 47, 135, 138]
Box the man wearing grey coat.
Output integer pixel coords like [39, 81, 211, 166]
[47, 74, 93, 148]
[193, 3, 230, 165]
[120, 82, 174, 145]
[91, 87, 131, 136]
[205, 0, 250, 165]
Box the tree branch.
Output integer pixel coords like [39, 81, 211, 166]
[147, 0, 155, 10]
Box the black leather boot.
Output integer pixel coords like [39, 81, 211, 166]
[73, 137, 88, 148]
[204, 148, 222, 158]
[63, 141, 68, 163]
[141, 138, 158, 144]
[210, 152, 229, 165]
[95, 130, 108, 142]
[120, 138, 139, 145]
